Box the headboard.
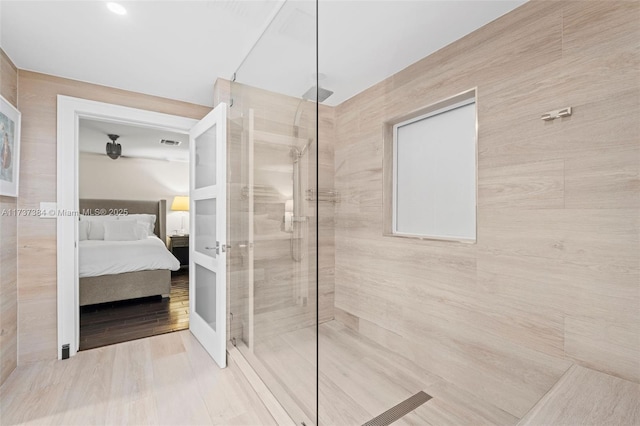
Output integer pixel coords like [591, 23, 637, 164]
[79, 199, 167, 244]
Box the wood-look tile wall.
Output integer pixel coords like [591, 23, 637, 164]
[318, 106, 336, 323]
[0, 48, 18, 385]
[16, 71, 210, 364]
[333, 0, 639, 420]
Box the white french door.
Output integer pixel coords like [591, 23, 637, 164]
[189, 102, 227, 368]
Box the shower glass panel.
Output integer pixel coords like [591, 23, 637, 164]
[228, 1, 318, 424]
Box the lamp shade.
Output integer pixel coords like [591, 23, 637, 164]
[171, 196, 189, 212]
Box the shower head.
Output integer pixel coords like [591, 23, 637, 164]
[301, 86, 334, 103]
[293, 85, 333, 138]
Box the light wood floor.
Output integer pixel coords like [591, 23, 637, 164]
[2, 321, 638, 425]
[0, 331, 276, 426]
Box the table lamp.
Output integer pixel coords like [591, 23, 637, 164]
[171, 195, 189, 235]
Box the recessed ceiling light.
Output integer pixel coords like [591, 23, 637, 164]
[107, 2, 127, 15]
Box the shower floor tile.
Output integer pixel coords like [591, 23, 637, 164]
[253, 320, 518, 425]
[319, 321, 517, 425]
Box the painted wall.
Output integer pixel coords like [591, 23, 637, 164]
[79, 153, 189, 238]
[16, 70, 210, 363]
[0, 48, 18, 385]
[333, 0, 639, 420]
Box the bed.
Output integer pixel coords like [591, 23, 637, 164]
[78, 199, 181, 306]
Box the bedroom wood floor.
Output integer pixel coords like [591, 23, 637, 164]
[79, 272, 189, 350]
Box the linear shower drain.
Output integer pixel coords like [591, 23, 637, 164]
[362, 391, 432, 426]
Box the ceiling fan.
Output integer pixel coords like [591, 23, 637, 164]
[106, 134, 122, 160]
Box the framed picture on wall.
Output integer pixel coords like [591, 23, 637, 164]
[0, 94, 21, 197]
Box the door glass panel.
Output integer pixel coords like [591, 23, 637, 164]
[194, 199, 217, 258]
[195, 264, 216, 331]
[195, 124, 217, 189]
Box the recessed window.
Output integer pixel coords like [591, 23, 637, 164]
[384, 90, 477, 242]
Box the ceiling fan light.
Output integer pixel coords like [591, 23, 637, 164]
[106, 142, 121, 160]
[106, 134, 122, 159]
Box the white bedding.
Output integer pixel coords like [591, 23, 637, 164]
[79, 236, 180, 278]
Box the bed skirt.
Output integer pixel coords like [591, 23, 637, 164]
[79, 270, 171, 306]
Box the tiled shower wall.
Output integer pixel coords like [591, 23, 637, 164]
[333, 0, 639, 419]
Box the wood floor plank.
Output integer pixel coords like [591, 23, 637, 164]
[0, 330, 275, 425]
[79, 273, 189, 350]
[151, 352, 214, 425]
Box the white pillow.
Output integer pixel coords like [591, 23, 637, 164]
[103, 220, 138, 241]
[80, 214, 119, 222]
[78, 221, 89, 241]
[83, 215, 119, 240]
[88, 222, 105, 240]
[81, 213, 156, 239]
[134, 222, 150, 239]
[125, 214, 156, 235]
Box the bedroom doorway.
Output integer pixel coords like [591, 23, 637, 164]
[76, 124, 190, 350]
[57, 96, 218, 361]
[76, 121, 192, 351]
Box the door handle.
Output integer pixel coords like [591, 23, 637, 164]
[214, 241, 227, 255]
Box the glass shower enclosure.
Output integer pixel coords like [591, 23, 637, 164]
[227, 1, 318, 424]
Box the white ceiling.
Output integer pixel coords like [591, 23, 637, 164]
[80, 118, 189, 162]
[0, 0, 526, 107]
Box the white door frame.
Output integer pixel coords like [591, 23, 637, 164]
[56, 95, 198, 359]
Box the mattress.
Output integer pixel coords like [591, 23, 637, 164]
[79, 236, 181, 278]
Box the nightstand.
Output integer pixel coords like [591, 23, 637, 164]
[169, 235, 189, 269]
